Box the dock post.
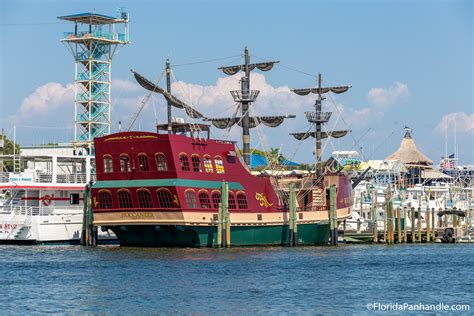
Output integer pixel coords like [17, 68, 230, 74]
[224, 182, 230, 248]
[397, 207, 402, 243]
[80, 184, 88, 246]
[403, 206, 407, 243]
[329, 184, 337, 246]
[431, 208, 436, 240]
[411, 207, 415, 243]
[219, 181, 229, 248]
[389, 201, 394, 244]
[371, 196, 377, 243]
[217, 180, 227, 248]
[426, 206, 430, 242]
[417, 207, 422, 243]
[384, 202, 387, 243]
[439, 208, 443, 228]
[289, 183, 297, 246]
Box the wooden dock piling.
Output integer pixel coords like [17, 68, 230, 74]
[289, 183, 297, 246]
[417, 207, 422, 243]
[403, 206, 407, 243]
[426, 207, 430, 242]
[431, 208, 436, 240]
[329, 185, 338, 246]
[217, 181, 229, 248]
[411, 207, 415, 243]
[397, 207, 402, 243]
[371, 196, 377, 243]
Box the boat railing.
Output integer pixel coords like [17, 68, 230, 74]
[0, 172, 95, 185]
[57, 173, 88, 184]
[3, 205, 83, 217]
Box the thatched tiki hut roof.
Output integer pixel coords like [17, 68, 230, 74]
[386, 127, 433, 168]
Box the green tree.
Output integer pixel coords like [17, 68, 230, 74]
[1, 134, 20, 172]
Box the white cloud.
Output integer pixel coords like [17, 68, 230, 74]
[367, 81, 409, 107]
[112, 78, 142, 93]
[169, 73, 312, 117]
[17, 82, 74, 118]
[435, 112, 474, 134]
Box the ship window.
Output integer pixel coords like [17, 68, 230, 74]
[103, 155, 113, 173]
[211, 191, 221, 209]
[98, 191, 113, 209]
[237, 192, 248, 209]
[198, 191, 211, 209]
[118, 190, 133, 208]
[138, 154, 149, 172]
[203, 156, 214, 173]
[156, 189, 174, 208]
[191, 155, 202, 172]
[214, 157, 225, 174]
[185, 190, 198, 208]
[155, 153, 168, 171]
[70, 193, 80, 205]
[137, 189, 153, 208]
[120, 155, 131, 173]
[228, 192, 236, 210]
[179, 154, 190, 171]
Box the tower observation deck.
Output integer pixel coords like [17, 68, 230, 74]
[58, 10, 130, 154]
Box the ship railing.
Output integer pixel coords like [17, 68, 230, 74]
[57, 173, 88, 184]
[0, 173, 8, 182]
[9, 205, 83, 217]
[37, 173, 53, 183]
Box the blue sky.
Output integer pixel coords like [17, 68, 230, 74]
[0, 0, 472, 165]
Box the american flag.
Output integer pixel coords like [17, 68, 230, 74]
[440, 153, 456, 169]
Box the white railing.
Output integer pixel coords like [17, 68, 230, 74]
[0, 172, 95, 185]
[2, 205, 83, 217]
[57, 173, 87, 184]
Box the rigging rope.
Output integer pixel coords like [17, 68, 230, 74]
[172, 54, 241, 68]
[170, 70, 203, 138]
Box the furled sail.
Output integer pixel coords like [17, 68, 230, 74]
[292, 85, 351, 96]
[220, 61, 279, 76]
[290, 130, 349, 140]
[205, 115, 295, 130]
[131, 70, 204, 119]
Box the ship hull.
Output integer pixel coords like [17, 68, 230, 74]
[109, 222, 330, 247]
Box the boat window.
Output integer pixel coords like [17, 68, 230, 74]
[211, 191, 221, 209]
[179, 154, 190, 171]
[203, 156, 214, 173]
[185, 190, 198, 208]
[157, 189, 174, 208]
[198, 191, 211, 209]
[138, 154, 149, 172]
[228, 192, 236, 210]
[120, 155, 131, 173]
[137, 189, 153, 208]
[98, 191, 113, 209]
[191, 155, 202, 172]
[214, 157, 225, 174]
[70, 193, 80, 205]
[237, 192, 248, 209]
[103, 155, 113, 173]
[155, 153, 168, 171]
[118, 190, 133, 208]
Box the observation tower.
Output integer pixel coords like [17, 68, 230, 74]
[58, 10, 130, 154]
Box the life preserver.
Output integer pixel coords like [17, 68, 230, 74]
[42, 194, 52, 206]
